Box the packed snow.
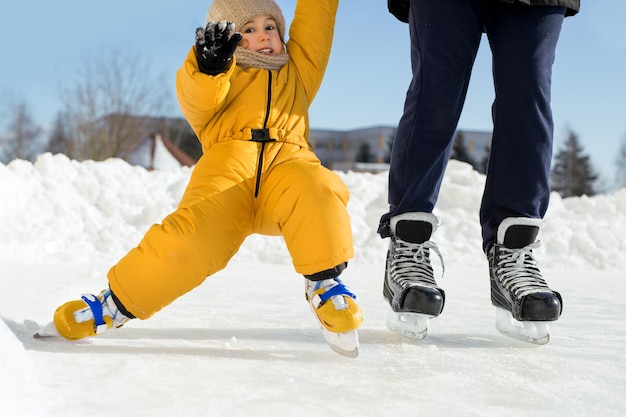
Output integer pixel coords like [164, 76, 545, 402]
[1, 153, 625, 417]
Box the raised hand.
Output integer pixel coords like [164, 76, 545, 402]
[195, 21, 243, 75]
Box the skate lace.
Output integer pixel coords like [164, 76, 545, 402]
[390, 239, 444, 287]
[494, 241, 550, 299]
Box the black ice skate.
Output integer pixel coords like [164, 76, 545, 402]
[383, 212, 445, 340]
[489, 217, 563, 345]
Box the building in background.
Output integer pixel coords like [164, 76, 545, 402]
[119, 117, 492, 173]
[124, 133, 196, 170]
[310, 126, 492, 173]
[310, 126, 396, 171]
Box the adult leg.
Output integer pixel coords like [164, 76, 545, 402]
[480, 3, 565, 251]
[379, 0, 485, 339]
[380, 0, 484, 237]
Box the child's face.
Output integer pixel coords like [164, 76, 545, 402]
[239, 14, 282, 56]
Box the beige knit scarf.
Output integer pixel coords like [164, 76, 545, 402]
[235, 46, 289, 71]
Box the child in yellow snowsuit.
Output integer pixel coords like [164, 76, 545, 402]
[44, 0, 363, 358]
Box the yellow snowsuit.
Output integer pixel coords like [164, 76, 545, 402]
[107, 0, 353, 320]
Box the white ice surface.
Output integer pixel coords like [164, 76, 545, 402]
[1, 154, 625, 416]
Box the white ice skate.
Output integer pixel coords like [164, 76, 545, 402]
[306, 277, 363, 358]
[34, 289, 130, 340]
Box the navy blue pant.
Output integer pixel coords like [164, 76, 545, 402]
[379, 0, 566, 252]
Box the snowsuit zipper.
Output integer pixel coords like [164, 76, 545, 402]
[250, 70, 276, 198]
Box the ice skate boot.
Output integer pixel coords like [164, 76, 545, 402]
[489, 217, 563, 345]
[35, 289, 131, 340]
[383, 212, 445, 340]
[306, 277, 363, 358]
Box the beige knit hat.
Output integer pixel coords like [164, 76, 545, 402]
[207, 0, 286, 41]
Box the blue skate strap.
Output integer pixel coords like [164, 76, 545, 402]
[318, 283, 357, 304]
[81, 294, 107, 334]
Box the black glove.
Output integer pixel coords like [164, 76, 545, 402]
[195, 21, 243, 75]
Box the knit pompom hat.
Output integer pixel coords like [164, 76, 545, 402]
[207, 0, 286, 41]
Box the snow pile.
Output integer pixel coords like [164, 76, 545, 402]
[1, 153, 624, 269]
[0, 320, 47, 416]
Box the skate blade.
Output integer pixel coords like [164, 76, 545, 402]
[320, 328, 359, 358]
[495, 307, 550, 345]
[33, 321, 61, 339]
[386, 310, 431, 340]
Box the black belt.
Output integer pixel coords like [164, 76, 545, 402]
[250, 128, 276, 143]
[249, 129, 276, 197]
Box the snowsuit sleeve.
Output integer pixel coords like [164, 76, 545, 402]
[175, 47, 236, 138]
[287, 0, 339, 103]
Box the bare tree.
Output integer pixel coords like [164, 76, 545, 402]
[0, 98, 42, 163]
[58, 48, 173, 161]
[47, 111, 72, 155]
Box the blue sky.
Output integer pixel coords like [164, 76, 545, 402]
[1, 1, 624, 188]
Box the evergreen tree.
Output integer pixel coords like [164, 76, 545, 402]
[356, 142, 374, 163]
[478, 143, 490, 175]
[551, 130, 598, 197]
[450, 131, 476, 169]
[383, 130, 395, 163]
[616, 134, 626, 189]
